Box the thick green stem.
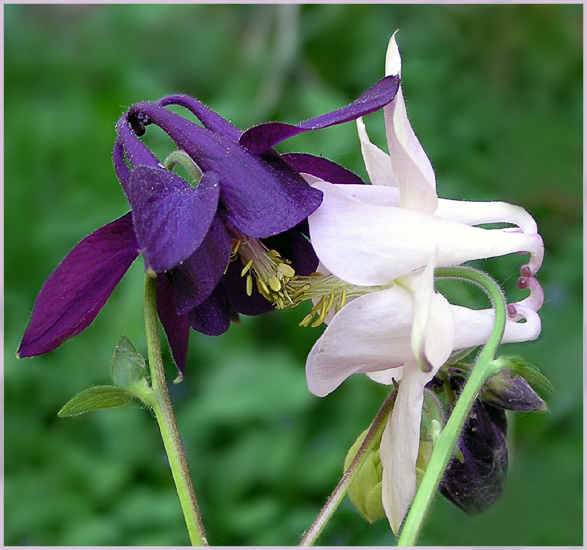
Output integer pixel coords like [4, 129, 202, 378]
[397, 267, 507, 546]
[144, 275, 208, 546]
[300, 390, 396, 546]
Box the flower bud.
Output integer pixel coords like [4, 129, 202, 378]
[344, 427, 386, 524]
[416, 389, 444, 485]
[482, 369, 547, 412]
[439, 396, 508, 515]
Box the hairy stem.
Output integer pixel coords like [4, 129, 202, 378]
[144, 274, 208, 546]
[300, 390, 397, 546]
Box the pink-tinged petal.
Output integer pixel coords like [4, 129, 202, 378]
[18, 214, 139, 358]
[305, 287, 414, 397]
[281, 153, 364, 184]
[309, 182, 544, 286]
[356, 117, 397, 187]
[167, 216, 232, 315]
[239, 75, 400, 154]
[380, 360, 434, 534]
[383, 34, 437, 214]
[406, 254, 455, 372]
[156, 274, 190, 374]
[129, 166, 219, 273]
[157, 94, 242, 142]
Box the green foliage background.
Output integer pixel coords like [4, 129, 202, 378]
[4, 4, 582, 546]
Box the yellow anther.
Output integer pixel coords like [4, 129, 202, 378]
[246, 274, 253, 296]
[299, 313, 314, 327]
[277, 263, 295, 278]
[268, 275, 282, 292]
[258, 279, 269, 296]
[241, 259, 253, 277]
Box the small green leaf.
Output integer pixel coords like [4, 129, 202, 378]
[58, 385, 133, 417]
[111, 335, 147, 390]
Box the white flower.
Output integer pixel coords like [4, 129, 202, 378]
[303, 32, 544, 534]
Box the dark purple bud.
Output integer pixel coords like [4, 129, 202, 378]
[440, 396, 508, 515]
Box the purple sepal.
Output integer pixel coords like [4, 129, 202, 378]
[157, 94, 242, 142]
[282, 153, 364, 184]
[129, 166, 220, 273]
[18, 213, 139, 358]
[239, 75, 400, 155]
[440, 397, 508, 515]
[168, 216, 232, 316]
[187, 284, 236, 336]
[126, 102, 323, 239]
[156, 274, 190, 373]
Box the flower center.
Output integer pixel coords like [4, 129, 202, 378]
[231, 237, 298, 310]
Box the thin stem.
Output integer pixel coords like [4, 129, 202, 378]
[300, 390, 397, 546]
[397, 267, 507, 546]
[144, 274, 208, 546]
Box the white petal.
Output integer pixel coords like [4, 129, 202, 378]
[385, 31, 402, 77]
[451, 302, 542, 349]
[356, 117, 398, 187]
[436, 198, 538, 234]
[366, 367, 403, 385]
[309, 181, 544, 287]
[325, 182, 400, 207]
[305, 287, 415, 397]
[380, 360, 434, 534]
[406, 253, 455, 372]
[384, 89, 437, 214]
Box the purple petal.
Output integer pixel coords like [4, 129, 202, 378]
[18, 213, 139, 358]
[157, 94, 242, 142]
[168, 216, 232, 315]
[222, 261, 275, 316]
[187, 284, 236, 336]
[239, 75, 400, 155]
[129, 166, 220, 272]
[116, 117, 161, 169]
[126, 102, 323, 238]
[156, 274, 190, 373]
[282, 153, 364, 184]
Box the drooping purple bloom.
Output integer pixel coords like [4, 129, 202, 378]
[18, 75, 400, 372]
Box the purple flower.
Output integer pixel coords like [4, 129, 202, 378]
[18, 76, 400, 373]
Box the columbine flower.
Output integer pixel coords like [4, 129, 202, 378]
[300, 33, 544, 533]
[17, 75, 400, 374]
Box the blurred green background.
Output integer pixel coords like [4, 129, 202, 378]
[4, 4, 582, 546]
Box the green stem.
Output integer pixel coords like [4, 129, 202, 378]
[397, 267, 507, 546]
[143, 274, 208, 546]
[300, 390, 396, 546]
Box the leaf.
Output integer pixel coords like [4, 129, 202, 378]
[111, 335, 146, 390]
[58, 385, 133, 417]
